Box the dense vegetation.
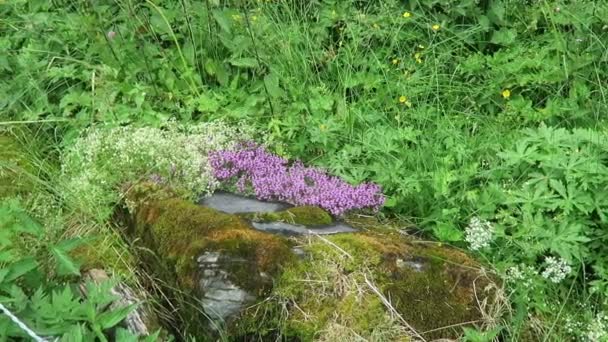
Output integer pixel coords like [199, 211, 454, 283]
[2, 0, 608, 340]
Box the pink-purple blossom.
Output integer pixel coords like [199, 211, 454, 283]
[209, 143, 384, 216]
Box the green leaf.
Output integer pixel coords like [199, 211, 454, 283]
[264, 73, 284, 98]
[194, 93, 220, 113]
[149, 12, 172, 35]
[114, 328, 139, 342]
[0, 269, 10, 284]
[54, 238, 83, 252]
[52, 247, 81, 276]
[491, 28, 517, 46]
[97, 304, 136, 330]
[433, 222, 464, 242]
[212, 10, 233, 33]
[229, 58, 259, 68]
[383, 197, 397, 208]
[6, 257, 38, 282]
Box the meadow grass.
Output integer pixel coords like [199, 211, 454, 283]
[2, 0, 608, 340]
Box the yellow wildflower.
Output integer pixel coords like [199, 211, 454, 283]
[373, 23, 380, 29]
[414, 52, 423, 64]
[418, 44, 425, 49]
[502, 89, 511, 99]
[402, 11, 412, 18]
[319, 124, 327, 132]
[392, 58, 400, 65]
[399, 96, 412, 107]
[432, 24, 441, 31]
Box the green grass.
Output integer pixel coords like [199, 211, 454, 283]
[2, 0, 608, 340]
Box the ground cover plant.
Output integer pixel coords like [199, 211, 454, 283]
[2, 0, 608, 340]
[209, 142, 384, 215]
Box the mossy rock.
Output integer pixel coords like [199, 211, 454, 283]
[124, 186, 496, 340]
[239, 206, 333, 226]
[123, 184, 295, 338]
[237, 225, 497, 341]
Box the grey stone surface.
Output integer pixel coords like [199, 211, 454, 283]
[251, 221, 357, 236]
[199, 192, 291, 213]
[197, 252, 255, 322]
[396, 257, 427, 272]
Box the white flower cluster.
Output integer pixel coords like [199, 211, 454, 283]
[505, 264, 537, 291]
[586, 312, 608, 342]
[61, 120, 253, 217]
[465, 217, 494, 251]
[541, 256, 572, 284]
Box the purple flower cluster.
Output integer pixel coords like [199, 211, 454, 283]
[209, 143, 384, 216]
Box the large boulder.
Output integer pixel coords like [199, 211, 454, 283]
[124, 185, 498, 341]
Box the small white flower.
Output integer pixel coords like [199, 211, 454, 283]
[465, 217, 494, 250]
[586, 312, 608, 342]
[541, 256, 572, 284]
[505, 264, 537, 290]
[61, 120, 254, 217]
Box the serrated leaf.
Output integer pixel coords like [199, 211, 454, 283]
[264, 72, 283, 98]
[229, 57, 258, 68]
[433, 223, 464, 242]
[54, 238, 83, 252]
[212, 10, 232, 33]
[97, 304, 136, 330]
[149, 12, 171, 35]
[114, 328, 139, 342]
[6, 257, 38, 282]
[52, 247, 81, 276]
[549, 179, 567, 199]
[491, 28, 517, 46]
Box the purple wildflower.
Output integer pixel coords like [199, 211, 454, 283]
[149, 173, 166, 185]
[209, 143, 384, 216]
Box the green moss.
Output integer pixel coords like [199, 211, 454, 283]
[238, 228, 493, 341]
[121, 189, 299, 339]
[126, 189, 492, 340]
[0, 135, 34, 198]
[137, 198, 292, 291]
[70, 233, 137, 281]
[240, 206, 333, 226]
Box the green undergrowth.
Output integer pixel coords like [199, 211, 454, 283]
[0, 132, 157, 340]
[3, 0, 608, 339]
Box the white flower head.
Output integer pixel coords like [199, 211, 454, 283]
[465, 217, 494, 251]
[585, 312, 608, 342]
[541, 256, 572, 284]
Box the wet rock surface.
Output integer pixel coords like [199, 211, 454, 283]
[251, 221, 357, 236]
[197, 252, 256, 321]
[203, 192, 359, 235]
[199, 191, 292, 213]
